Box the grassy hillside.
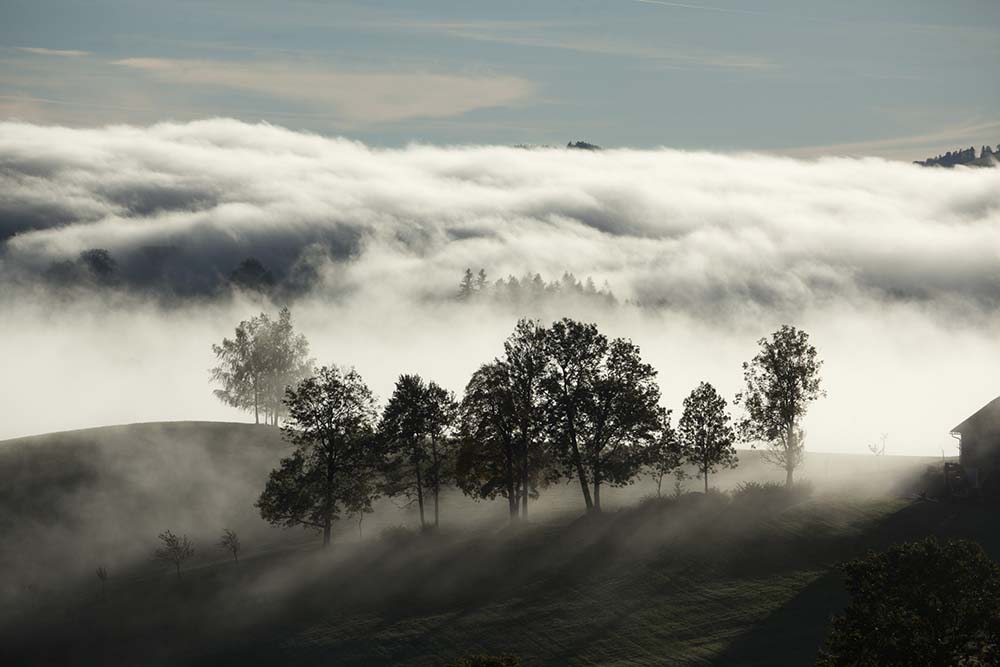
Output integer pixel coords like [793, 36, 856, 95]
[0, 421, 955, 666]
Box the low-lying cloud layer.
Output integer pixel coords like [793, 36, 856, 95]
[2, 118, 998, 312]
[1, 119, 999, 455]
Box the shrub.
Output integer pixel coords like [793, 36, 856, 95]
[818, 538, 1000, 666]
[732, 479, 813, 508]
[450, 655, 521, 667]
[733, 480, 784, 498]
[379, 525, 417, 544]
[703, 487, 731, 505]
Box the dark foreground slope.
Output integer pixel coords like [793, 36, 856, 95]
[0, 422, 289, 601]
[0, 422, 950, 666]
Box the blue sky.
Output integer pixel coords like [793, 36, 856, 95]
[1, 0, 998, 158]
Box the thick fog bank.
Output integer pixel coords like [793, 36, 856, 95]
[2, 119, 999, 455]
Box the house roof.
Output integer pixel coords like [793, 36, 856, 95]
[952, 395, 1000, 434]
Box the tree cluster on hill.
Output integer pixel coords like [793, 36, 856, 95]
[567, 141, 602, 150]
[44, 248, 119, 287]
[245, 317, 823, 547]
[227, 257, 276, 293]
[915, 144, 998, 168]
[457, 268, 617, 308]
[210, 308, 313, 425]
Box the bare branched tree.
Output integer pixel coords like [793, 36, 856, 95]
[96, 566, 108, 598]
[219, 528, 241, 563]
[154, 530, 195, 580]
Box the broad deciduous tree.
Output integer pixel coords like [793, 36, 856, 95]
[679, 381, 737, 494]
[646, 408, 687, 497]
[380, 374, 457, 530]
[503, 319, 552, 518]
[456, 361, 521, 520]
[257, 366, 379, 547]
[542, 319, 661, 512]
[818, 538, 1000, 667]
[423, 381, 459, 528]
[735, 325, 824, 487]
[211, 307, 313, 426]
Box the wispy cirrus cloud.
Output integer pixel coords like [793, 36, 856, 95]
[375, 18, 777, 70]
[13, 46, 92, 57]
[112, 57, 534, 124]
[779, 118, 1000, 160]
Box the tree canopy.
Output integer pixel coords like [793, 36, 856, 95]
[211, 307, 313, 425]
[542, 318, 661, 512]
[380, 374, 458, 529]
[646, 408, 686, 497]
[257, 366, 379, 546]
[819, 538, 1000, 667]
[457, 361, 521, 518]
[735, 325, 823, 487]
[679, 381, 738, 494]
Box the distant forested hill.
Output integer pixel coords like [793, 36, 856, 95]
[915, 144, 998, 167]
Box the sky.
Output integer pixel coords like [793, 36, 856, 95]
[1, 3, 1000, 456]
[1, 0, 999, 159]
[2, 120, 1000, 456]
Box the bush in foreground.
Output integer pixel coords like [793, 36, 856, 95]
[449, 655, 521, 667]
[732, 479, 813, 509]
[818, 538, 1000, 666]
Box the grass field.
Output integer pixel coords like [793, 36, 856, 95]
[0, 422, 970, 666]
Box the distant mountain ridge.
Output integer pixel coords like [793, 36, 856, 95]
[915, 144, 998, 168]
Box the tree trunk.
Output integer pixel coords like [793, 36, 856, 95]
[569, 440, 593, 511]
[358, 515, 363, 541]
[434, 484, 440, 529]
[521, 443, 529, 520]
[432, 439, 440, 529]
[657, 475, 663, 498]
[785, 425, 796, 487]
[563, 406, 593, 511]
[323, 451, 334, 547]
[592, 458, 602, 512]
[506, 452, 518, 521]
[175, 563, 181, 580]
[415, 457, 426, 529]
[704, 466, 709, 495]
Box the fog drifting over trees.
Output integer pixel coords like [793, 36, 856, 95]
[2, 119, 1000, 455]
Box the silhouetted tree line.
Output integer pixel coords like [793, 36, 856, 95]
[915, 144, 999, 168]
[457, 268, 617, 308]
[44, 248, 119, 287]
[239, 316, 823, 548]
[228, 257, 276, 293]
[38, 250, 309, 298]
[567, 141, 602, 150]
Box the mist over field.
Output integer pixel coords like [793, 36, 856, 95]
[2, 119, 1000, 455]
